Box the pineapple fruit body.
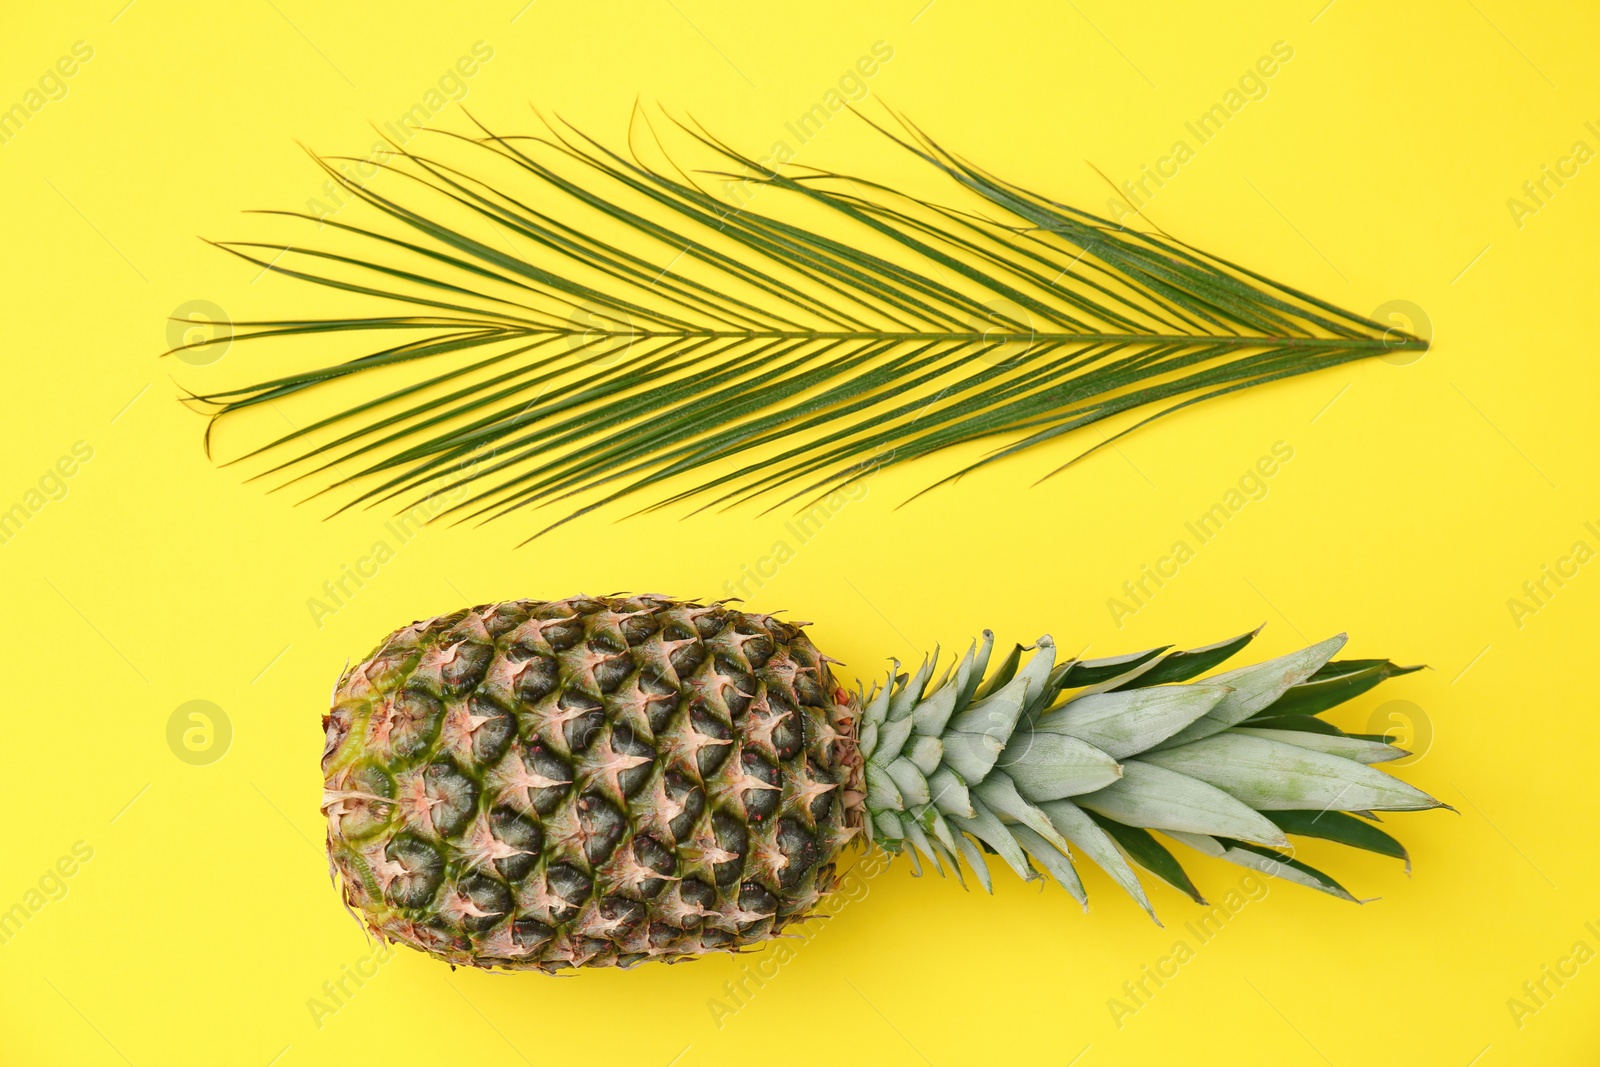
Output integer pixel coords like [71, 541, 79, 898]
[321, 596, 864, 971]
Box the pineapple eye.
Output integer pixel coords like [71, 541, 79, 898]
[638, 666, 678, 698]
[710, 811, 747, 886]
[737, 882, 777, 928]
[662, 772, 705, 842]
[510, 917, 554, 952]
[677, 876, 716, 918]
[765, 692, 802, 761]
[512, 653, 559, 703]
[805, 760, 835, 825]
[668, 638, 706, 676]
[608, 726, 656, 799]
[599, 897, 646, 932]
[775, 818, 820, 889]
[576, 792, 626, 866]
[321, 706, 353, 772]
[364, 649, 413, 688]
[387, 689, 444, 761]
[481, 604, 529, 638]
[422, 761, 479, 839]
[423, 611, 469, 637]
[689, 702, 733, 778]
[455, 872, 512, 933]
[584, 627, 628, 656]
[619, 613, 658, 646]
[545, 862, 591, 918]
[713, 653, 756, 700]
[698, 926, 736, 953]
[469, 696, 515, 765]
[488, 806, 542, 883]
[630, 835, 677, 898]
[521, 745, 573, 816]
[335, 764, 395, 839]
[441, 642, 492, 693]
[785, 640, 817, 670]
[383, 834, 444, 909]
[542, 618, 585, 651]
[593, 652, 636, 694]
[742, 634, 776, 669]
[738, 751, 781, 821]
[557, 689, 606, 754]
[637, 667, 680, 735]
[792, 670, 826, 709]
[692, 610, 727, 639]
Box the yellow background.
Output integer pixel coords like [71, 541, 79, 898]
[3, 1, 1597, 1064]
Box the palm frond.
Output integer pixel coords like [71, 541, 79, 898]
[177, 107, 1425, 540]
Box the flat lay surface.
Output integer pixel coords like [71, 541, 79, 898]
[2, 1, 1597, 1064]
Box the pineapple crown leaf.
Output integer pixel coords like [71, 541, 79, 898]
[861, 626, 1442, 918]
[176, 106, 1425, 540]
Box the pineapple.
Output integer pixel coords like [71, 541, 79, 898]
[321, 595, 1442, 972]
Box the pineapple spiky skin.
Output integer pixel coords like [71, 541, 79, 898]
[321, 595, 865, 972]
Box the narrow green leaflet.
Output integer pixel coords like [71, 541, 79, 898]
[1250, 659, 1425, 720]
[1265, 809, 1409, 865]
[1239, 713, 1350, 736]
[1110, 627, 1260, 688]
[1219, 841, 1362, 902]
[1088, 811, 1207, 904]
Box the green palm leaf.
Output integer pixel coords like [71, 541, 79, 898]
[176, 108, 1425, 540]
